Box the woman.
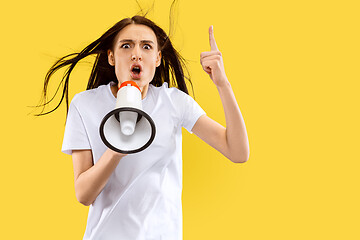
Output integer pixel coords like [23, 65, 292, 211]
[38, 15, 249, 240]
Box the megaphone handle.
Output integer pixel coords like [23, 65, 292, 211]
[114, 111, 142, 123]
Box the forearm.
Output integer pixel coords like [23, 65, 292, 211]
[217, 79, 250, 163]
[75, 149, 125, 206]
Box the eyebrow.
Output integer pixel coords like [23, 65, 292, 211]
[119, 39, 155, 44]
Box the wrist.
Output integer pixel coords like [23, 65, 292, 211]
[216, 78, 231, 90]
[106, 148, 127, 160]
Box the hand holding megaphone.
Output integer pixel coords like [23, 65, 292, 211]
[100, 81, 156, 154]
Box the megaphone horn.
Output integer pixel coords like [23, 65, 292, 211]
[99, 81, 156, 154]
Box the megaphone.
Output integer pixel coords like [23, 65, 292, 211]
[99, 81, 156, 154]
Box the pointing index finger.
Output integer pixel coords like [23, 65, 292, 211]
[209, 25, 218, 51]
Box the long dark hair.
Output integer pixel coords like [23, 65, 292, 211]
[35, 15, 192, 116]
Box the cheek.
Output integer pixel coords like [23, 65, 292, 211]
[115, 66, 126, 77]
[114, 58, 128, 73]
[146, 61, 157, 77]
[146, 55, 158, 72]
[114, 64, 129, 83]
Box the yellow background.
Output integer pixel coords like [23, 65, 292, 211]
[1, 0, 359, 239]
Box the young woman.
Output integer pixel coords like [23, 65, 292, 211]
[38, 15, 249, 240]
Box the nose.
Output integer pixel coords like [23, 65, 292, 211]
[131, 45, 142, 61]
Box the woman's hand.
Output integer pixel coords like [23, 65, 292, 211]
[108, 148, 128, 159]
[195, 26, 250, 163]
[72, 149, 127, 206]
[200, 26, 229, 87]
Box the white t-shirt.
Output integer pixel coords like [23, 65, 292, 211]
[62, 81, 205, 240]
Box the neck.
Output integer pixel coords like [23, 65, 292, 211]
[140, 84, 149, 99]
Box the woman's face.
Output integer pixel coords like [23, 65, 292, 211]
[107, 24, 161, 92]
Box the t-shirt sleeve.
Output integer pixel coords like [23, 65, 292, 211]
[177, 91, 206, 133]
[61, 99, 91, 155]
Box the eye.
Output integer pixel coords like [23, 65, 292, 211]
[143, 44, 152, 50]
[121, 43, 130, 49]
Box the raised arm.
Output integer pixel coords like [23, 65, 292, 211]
[72, 149, 126, 206]
[192, 26, 250, 163]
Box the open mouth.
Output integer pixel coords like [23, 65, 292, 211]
[131, 65, 142, 79]
[132, 66, 141, 74]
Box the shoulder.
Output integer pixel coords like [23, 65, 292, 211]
[70, 83, 111, 108]
[68, 83, 114, 118]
